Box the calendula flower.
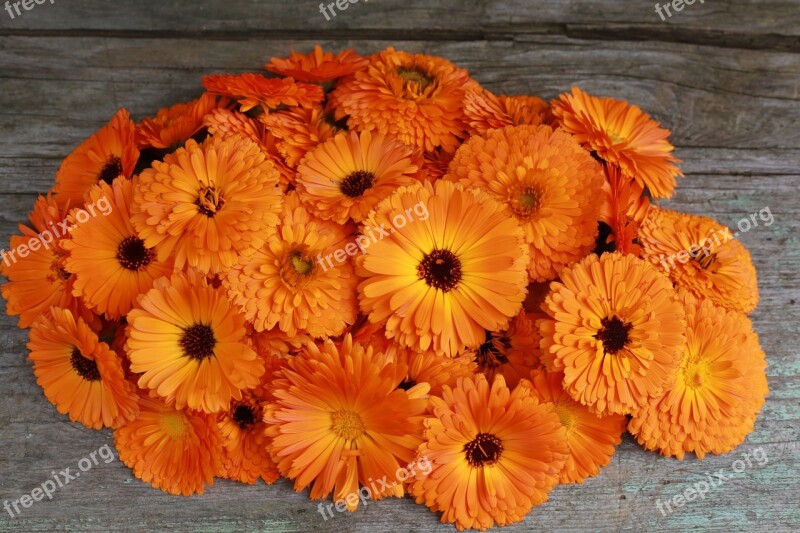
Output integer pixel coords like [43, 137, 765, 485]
[203, 73, 324, 112]
[225, 192, 359, 337]
[296, 130, 423, 224]
[445, 125, 604, 282]
[421, 148, 455, 182]
[260, 105, 338, 167]
[265, 45, 370, 83]
[1, 195, 97, 329]
[410, 374, 568, 530]
[538, 252, 686, 415]
[114, 393, 222, 496]
[525, 369, 627, 483]
[265, 335, 427, 510]
[464, 88, 549, 135]
[52, 109, 139, 208]
[466, 311, 541, 388]
[131, 135, 283, 274]
[135, 93, 227, 150]
[598, 164, 651, 256]
[356, 180, 530, 356]
[551, 87, 682, 199]
[629, 291, 768, 459]
[638, 208, 759, 314]
[329, 48, 479, 152]
[28, 307, 139, 429]
[62, 178, 173, 320]
[126, 271, 265, 413]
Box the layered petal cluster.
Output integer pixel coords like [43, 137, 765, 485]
[265, 45, 370, 82]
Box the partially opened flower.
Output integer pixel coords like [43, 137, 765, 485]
[598, 164, 651, 256]
[265, 45, 370, 83]
[131, 134, 283, 274]
[638, 208, 759, 314]
[445, 124, 604, 282]
[126, 271, 265, 413]
[224, 192, 359, 338]
[551, 87, 682, 199]
[410, 374, 568, 530]
[330, 48, 478, 152]
[135, 93, 227, 150]
[464, 89, 549, 135]
[62, 178, 173, 320]
[203, 73, 324, 112]
[265, 335, 427, 510]
[114, 393, 222, 495]
[629, 291, 768, 459]
[356, 180, 530, 356]
[466, 311, 541, 388]
[28, 307, 139, 429]
[296, 130, 423, 224]
[52, 109, 139, 209]
[259, 105, 338, 167]
[538, 252, 686, 415]
[525, 369, 627, 483]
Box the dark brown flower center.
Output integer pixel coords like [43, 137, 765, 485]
[98, 156, 123, 184]
[398, 378, 416, 391]
[695, 253, 718, 270]
[476, 331, 511, 370]
[197, 185, 224, 217]
[464, 432, 503, 467]
[595, 316, 633, 354]
[398, 67, 434, 91]
[339, 170, 375, 198]
[417, 248, 462, 292]
[180, 324, 216, 360]
[232, 404, 258, 429]
[116, 236, 154, 271]
[70, 347, 101, 381]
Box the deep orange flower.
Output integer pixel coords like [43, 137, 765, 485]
[203, 73, 324, 112]
[329, 48, 479, 152]
[538, 252, 686, 415]
[420, 148, 455, 182]
[629, 291, 768, 459]
[114, 393, 222, 495]
[260, 105, 338, 168]
[552, 87, 682, 199]
[28, 307, 139, 429]
[466, 311, 541, 388]
[445, 124, 604, 282]
[265, 45, 370, 83]
[52, 109, 139, 209]
[464, 88, 549, 135]
[135, 93, 227, 150]
[525, 370, 627, 483]
[62, 178, 173, 320]
[638, 208, 759, 314]
[598, 164, 651, 256]
[265, 335, 427, 510]
[131, 134, 283, 274]
[410, 374, 568, 530]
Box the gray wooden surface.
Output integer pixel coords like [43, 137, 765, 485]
[0, 1, 798, 531]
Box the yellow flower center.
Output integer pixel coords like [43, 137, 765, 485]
[331, 409, 366, 441]
[555, 403, 578, 436]
[682, 358, 711, 390]
[609, 131, 626, 145]
[160, 412, 189, 439]
[290, 253, 314, 275]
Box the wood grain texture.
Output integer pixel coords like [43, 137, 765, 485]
[0, 1, 798, 531]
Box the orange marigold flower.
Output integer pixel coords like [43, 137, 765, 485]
[225, 192, 358, 337]
[114, 393, 222, 495]
[62, 178, 173, 320]
[28, 307, 139, 429]
[1, 195, 97, 329]
[264, 335, 427, 510]
[296, 130, 423, 224]
[265, 45, 370, 83]
[551, 87, 682, 199]
[445, 124, 604, 282]
[52, 109, 139, 209]
[466, 311, 541, 388]
[638, 208, 759, 314]
[127, 271, 265, 413]
[410, 374, 568, 530]
[355, 180, 530, 357]
[464, 88, 549, 135]
[131, 135, 283, 274]
[628, 291, 768, 459]
[538, 252, 687, 415]
[525, 369, 627, 483]
[135, 93, 227, 150]
[329, 48, 479, 152]
[202, 73, 324, 112]
[260, 105, 338, 168]
[420, 148, 454, 182]
[598, 164, 651, 256]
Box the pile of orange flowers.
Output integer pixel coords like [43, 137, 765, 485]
[2, 46, 767, 529]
